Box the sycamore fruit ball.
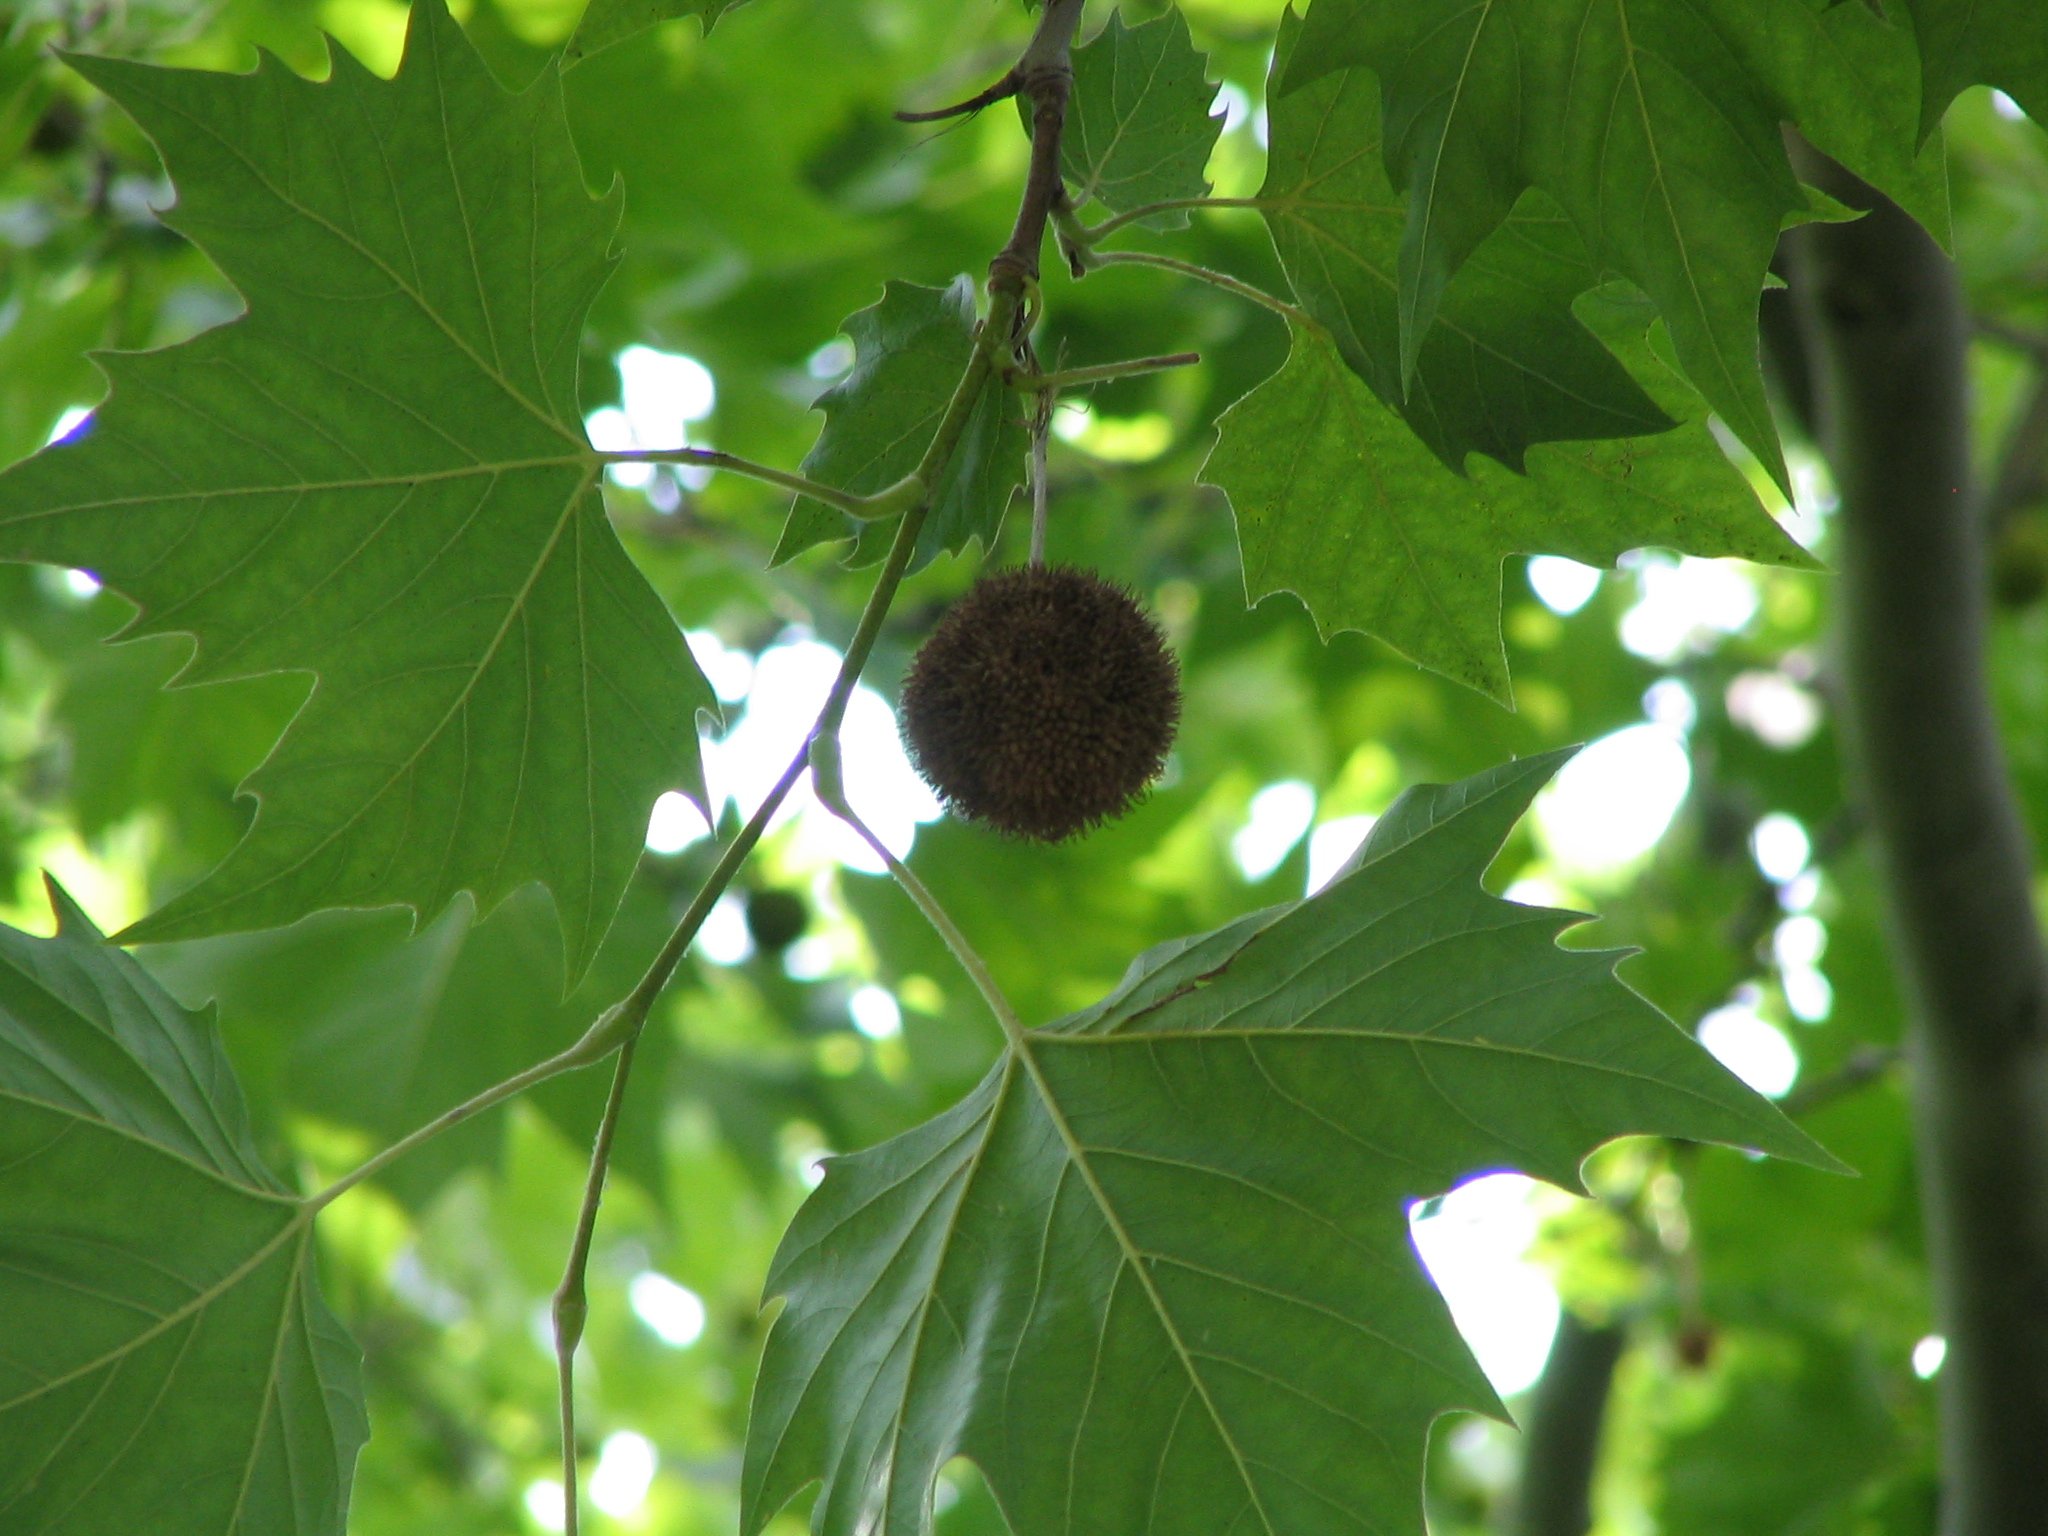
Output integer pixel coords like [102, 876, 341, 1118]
[743, 887, 809, 953]
[899, 565, 1181, 842]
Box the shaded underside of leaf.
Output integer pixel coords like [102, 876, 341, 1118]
[772, 277, 1025, 572]
[0, 0, 713, 978]
[743, 751, 1841, 1536]
[1520, 0, 1802, 495]
[1279, 0, 1988, 500]
[1283, 0, 1528, 392]
[0, 882, 364, 1536]
[1258, 18, 1671, 475]
[1720, 0, 1950, 248]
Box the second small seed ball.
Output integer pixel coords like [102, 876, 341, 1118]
[899, 565, 1181, 842]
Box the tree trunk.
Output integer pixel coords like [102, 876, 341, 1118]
[1505, 1312, 1627, 1536]
[1794, 159, 2048, 1536]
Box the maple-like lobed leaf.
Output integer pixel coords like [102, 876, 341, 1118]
[1203, 318, 1811, 701]
[0, 881, 365, 1536]
[1258, 17, 1671, 475]
[1061, 9, 1221, 229]
[742, 751, 1843, 1536]
[0, 0, 714, 978]
[772, 278, 1026, 572]
[1524, 0, 1804, 495]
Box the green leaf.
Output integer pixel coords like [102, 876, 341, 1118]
[1280, 0, 1947, 366]
[0, 880, 365, 1536]
[772, 278, 1026, 571]
[1061, 9, 1220, 227]
[1902, 0, 2048, 136]
[742, 751, 1842, 1536]
[0, 1, 713, 979]
[565, 0, 743, 63]
[1203, 320, 1809, 701]
[46, 624, 303, 878]
[1516, 0, 1898, 491]
[1259, 24, 1672, 473]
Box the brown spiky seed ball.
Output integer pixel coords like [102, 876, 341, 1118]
[899, 565, 1180, 842]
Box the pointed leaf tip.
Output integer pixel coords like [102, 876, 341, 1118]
[39, 873, 104, 939]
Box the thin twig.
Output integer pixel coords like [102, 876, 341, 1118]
[1987, 369, 2048, 530]
[1075, 195, 1265, 246]
[543, 292, 1020, 1536]
[810, 744, 1027, 1041]
[1781, 1044, 1900, 1118]
[896, 67, 1021, 123]
[553, 1033, 640, 1536]
[1029, 387, 1052, 566]
[307, 1036, 612, 1211]
[594, 448, 909, 520]
[311, 287, 1017, 1536]
[1977, 314, 2048, 360]
[1051, 185, 1091, 278]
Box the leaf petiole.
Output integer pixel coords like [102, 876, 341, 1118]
[809, 737, 1029, 1047]
[551, 1029, 639, 1536]
[592, 447, 896, 519]
[1068, 195, 1265, 248]
[303, 1036, 602, 1213]
[1091, 249, 1309, 324]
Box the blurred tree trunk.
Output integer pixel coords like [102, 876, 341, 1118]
[1793, 157, 2048, 1536]
[1504, 1312, 1627, 1536]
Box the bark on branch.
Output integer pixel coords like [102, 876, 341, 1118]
[989, 0, 1084, 294]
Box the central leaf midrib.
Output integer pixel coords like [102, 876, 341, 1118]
[874, 1058, 1017, 1520]
[0, 456, 589, 529]
[1073, 19, 1187, 208]
[1398, 0, 1510, 365]
[1011, 1034, 1280, 1536]
[1036, 1026, 1775, 1126]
